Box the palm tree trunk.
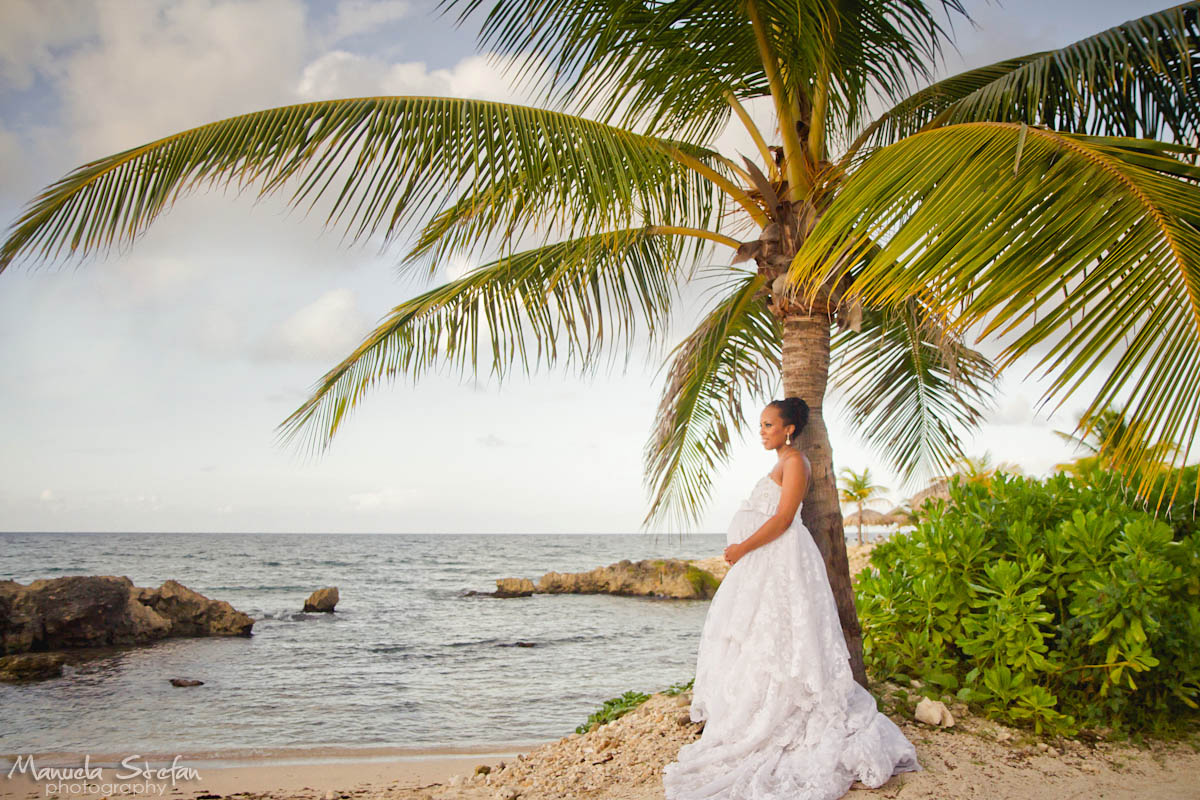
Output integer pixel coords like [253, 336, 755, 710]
[782, 312, 868, 688]
[857, 501, 864, 547]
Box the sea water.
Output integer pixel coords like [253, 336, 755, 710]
[0, 532, 725, 757]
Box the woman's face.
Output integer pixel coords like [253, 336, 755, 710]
[760, 406, 792, 450]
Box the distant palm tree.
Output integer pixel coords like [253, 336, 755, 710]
[839, 467, 888, 546]
[4, 1, 1200, 686]
[947, 452, 1023, 486]
[1054, 406, 1179, 476]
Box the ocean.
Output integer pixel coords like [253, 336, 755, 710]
[0, 532, 727, 759]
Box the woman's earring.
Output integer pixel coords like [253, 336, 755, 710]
[786, 434, 792, 445]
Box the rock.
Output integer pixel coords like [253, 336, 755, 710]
[137, 580, 255, 636]
[0, 652, 65, 682]
[303, 587, 339, 613]
[915, 697, 955, 727]
[495, 578, 536, 598]
[170, 678, 204, 687]
[534, 559, 723, 599]
[0, 576, 253, 657]
[494, 789, 519, 800]
[475, 765, 492, 775]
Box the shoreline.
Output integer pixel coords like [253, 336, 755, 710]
[0, 744, 551, 800]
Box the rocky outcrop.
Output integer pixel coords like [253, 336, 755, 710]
[0, 576, 254, 661]
[303, 586, 339, 612]
[494, 578, 535, 598]
[0, 652, 65, 681]
[535, 559, 723, 599]
[489, 546, 879, 602]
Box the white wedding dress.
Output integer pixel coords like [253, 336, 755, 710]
[662, 471, 921, 799]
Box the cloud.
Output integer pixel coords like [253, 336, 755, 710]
[295, 50, 544, 104]
[40, 0, 309, 159]
[324, 0, 412, 46]
[0, 0, 95, 91]
[256, 288, 372, 362]
[477, 433, 507, 448]
[39, 488, 54, 502]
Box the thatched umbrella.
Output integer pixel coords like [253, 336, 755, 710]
[908, 479, 950, 509]
[843, 508, 888, 544]
[881, 506, 914, 527]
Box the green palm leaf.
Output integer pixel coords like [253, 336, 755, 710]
[795, 123, 1200, 485]
[849, 3, 1200, 157]
[278, 227, 691, 453]
[0, 96, 727, 273]
[829, 300, 996, 485]
[444, 0, 966, 143]
[642, 268, 781, 531]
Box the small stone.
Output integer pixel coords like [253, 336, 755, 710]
[674, 695, 690, 707]
[914, 697, 954, 727]
[169, 678, 204, 687]
[1037, 742, 1049, 752]
[324, 791, 335, 800]
[475, 765, 492, 775]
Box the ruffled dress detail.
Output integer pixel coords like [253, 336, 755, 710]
[662, 473, 921, 799]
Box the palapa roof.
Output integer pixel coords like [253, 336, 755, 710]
[908, 479, 950, 508]
[843, 508, 888, 527]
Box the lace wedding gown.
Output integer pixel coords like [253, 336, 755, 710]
[662, 471, 921, 800]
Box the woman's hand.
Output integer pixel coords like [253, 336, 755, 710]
[724, 542, 749, 565]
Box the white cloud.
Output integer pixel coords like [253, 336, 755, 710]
[51, 0, 309, 158]
[39, 488, 54, 502]
[0, 0, 95, 91]
[256, 288, 372, 362]
[324, 0, 412, 45]
[295, 50, 543, 104]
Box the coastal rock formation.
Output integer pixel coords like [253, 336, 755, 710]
[487, 546, 878, 602]
[494, 578, 535, 598]
[535, 559, 723, 599]
[303, 586, 339, 612]
[0, 652, 65, 681]
[0, 575, 254, 660]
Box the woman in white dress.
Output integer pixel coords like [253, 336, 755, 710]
[662, 397, 921, 800]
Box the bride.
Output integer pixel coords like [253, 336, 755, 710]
[662, 397, 921, 800]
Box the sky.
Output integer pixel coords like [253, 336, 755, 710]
[0, 0, 1173, 534]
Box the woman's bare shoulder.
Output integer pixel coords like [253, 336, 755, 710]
[788, 451, 812, 478]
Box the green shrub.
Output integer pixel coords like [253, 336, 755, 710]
[856, 471, 1200, 737]
[575, 690, 651, 733]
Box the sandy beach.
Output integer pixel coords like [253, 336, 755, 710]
[0, 746, 540, 800]
[5, 693, 1199, 800]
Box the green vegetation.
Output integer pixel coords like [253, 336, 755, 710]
[575, 690, 651, 734]
[576, 678, 695, 733]
[856, 471, 1200, 737]
[684, 565, 721, 598]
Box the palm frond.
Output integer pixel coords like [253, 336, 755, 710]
[1, 96, 727, 274]
[848, 3, 1200, 158]
[443, 0, 966, 144]
[830, 300, 996, 486]
[795, 122, 1200, 489]
[279, 227, 688, 453]
[642, 268, 781, 532]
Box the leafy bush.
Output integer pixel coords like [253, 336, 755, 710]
[856, 472, 1200, 737]
[575, 690, 651, 733]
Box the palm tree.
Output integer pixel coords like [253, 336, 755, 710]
[946, 452, 1023, 486]
[4, 2, 1199, 687]
[839, 467, 888, 546]
[1054, 406, 1179, 476]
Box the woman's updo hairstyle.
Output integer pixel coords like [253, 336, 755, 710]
[768, 396, 809, 441]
